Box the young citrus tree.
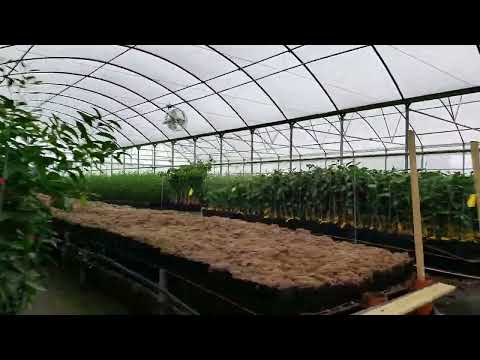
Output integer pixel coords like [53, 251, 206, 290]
[0, 63, 124, 313]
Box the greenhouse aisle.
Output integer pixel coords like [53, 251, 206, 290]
[19, 264, 480, 315]
[21, 265, 130, 315]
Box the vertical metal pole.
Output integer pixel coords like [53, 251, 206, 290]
[250, 129, 254, 175]
[289, 123, 294, 173]
[171, 141, 175, 169]
[122, 153, 126, 174]
[299, 155, 302, 172]
[405, 103, 410, 170]
[340, 114, 344, 165]
[384, 149, 388, 171]
[259, 161, 262, 174]
[277, 155, 280, 171]
[193, 138, 197, 165]
[462, 142, 466, 175]
[137, 146, 140, 174]
[353, 154, 357, 243]
[219, 134, 223, 176]
[110, 156, 113, 176]
[153, 145, 157, 174]
[227, 160, 230, 176]
[243, 159, 246, 176]
[420, 145, 425, 171]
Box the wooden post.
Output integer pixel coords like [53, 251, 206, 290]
[407, 130, 425, 281]
[470, 141, 480, 232]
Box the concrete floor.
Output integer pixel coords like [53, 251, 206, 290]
[21, 266, 129, 315]
[20, 265, 480, 315]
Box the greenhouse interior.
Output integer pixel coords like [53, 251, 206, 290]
[2, 44, 480, 315]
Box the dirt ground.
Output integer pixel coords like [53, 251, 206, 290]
[47, 197, 411, 290]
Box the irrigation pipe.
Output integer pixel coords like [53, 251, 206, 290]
[59, 237, 257, 315]
[60, 240, 199, 315]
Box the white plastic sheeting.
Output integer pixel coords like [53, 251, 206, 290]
[1, 44, 480, 173]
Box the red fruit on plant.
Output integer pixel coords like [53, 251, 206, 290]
[0, 177, 6, 186]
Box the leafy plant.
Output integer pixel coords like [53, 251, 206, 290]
[0, 62, 125, 314]
[166, 162, 211, 206]
[85, 173, 173, 204]
[204, 164, 477, 241]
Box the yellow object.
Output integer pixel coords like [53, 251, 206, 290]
[467, 193, 477, 208]
[188, 188, 194, 197]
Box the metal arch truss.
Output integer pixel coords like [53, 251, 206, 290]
[1, 45, 480, 173]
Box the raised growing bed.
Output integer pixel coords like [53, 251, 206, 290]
[102, 199, 203, 212]
[203, 209, 480, 277]
[48, 199, 414, 314]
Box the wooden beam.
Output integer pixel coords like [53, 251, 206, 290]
[470, 141, 480, 232]
[407, 130, 425, 281]
[354, 282, 456, 315]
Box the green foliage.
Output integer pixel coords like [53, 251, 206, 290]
[0, 65, 124, 314]
[167, 162, 211, 205]
[84, 173, 173, 203]
[206, 165, 477, 240]
[85, 162, 212, 206]
[85, 162, 478, 240]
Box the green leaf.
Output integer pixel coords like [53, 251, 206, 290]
[25, 281, 46, 292]
[96, 132, 116, 141]
[78, 112, 94, 127]
[75, 121, 89, 139]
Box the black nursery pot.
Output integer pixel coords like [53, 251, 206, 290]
[53, 218, 414, 315]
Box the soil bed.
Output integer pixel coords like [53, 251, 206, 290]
[47, 198, 413, 314]
[203, 209, 480, 277]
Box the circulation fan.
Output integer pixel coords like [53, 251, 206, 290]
[163, 105, 187, 131]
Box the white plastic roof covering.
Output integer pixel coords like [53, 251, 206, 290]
[1, 45, 480, 169]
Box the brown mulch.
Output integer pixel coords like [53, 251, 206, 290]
[46, 197, 411, 289]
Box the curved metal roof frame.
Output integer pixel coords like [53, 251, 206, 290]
[1, 44, 480, 169]
[1, 59, 277, 162]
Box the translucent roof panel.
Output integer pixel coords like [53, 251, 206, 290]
[2, 44, 480, 163]
[136, 45, 236, 80]
[375, 45, 480, 97]
[298, 46, 402, 108]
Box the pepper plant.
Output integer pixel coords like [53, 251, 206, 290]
[167, 162, 211, 205]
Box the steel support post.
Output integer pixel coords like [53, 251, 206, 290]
[219, 134, 223, 176]
[405, 103, 410, 170]
[137, 146, 140, 174]
[289, 122, 294, 172]
[153, 145, 157, 174]
[193, 138, 197, 165]
[250, 129, 254, 175]
[340, 114, 345, 165]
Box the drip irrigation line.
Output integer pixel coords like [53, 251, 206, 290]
[330, 234, 463, 261]
[330, 233, 480, 280]
[420, 241, 480, 263]
[422, 266, 480, 280]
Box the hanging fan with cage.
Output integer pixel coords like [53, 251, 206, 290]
[163, 105, 187, 131]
